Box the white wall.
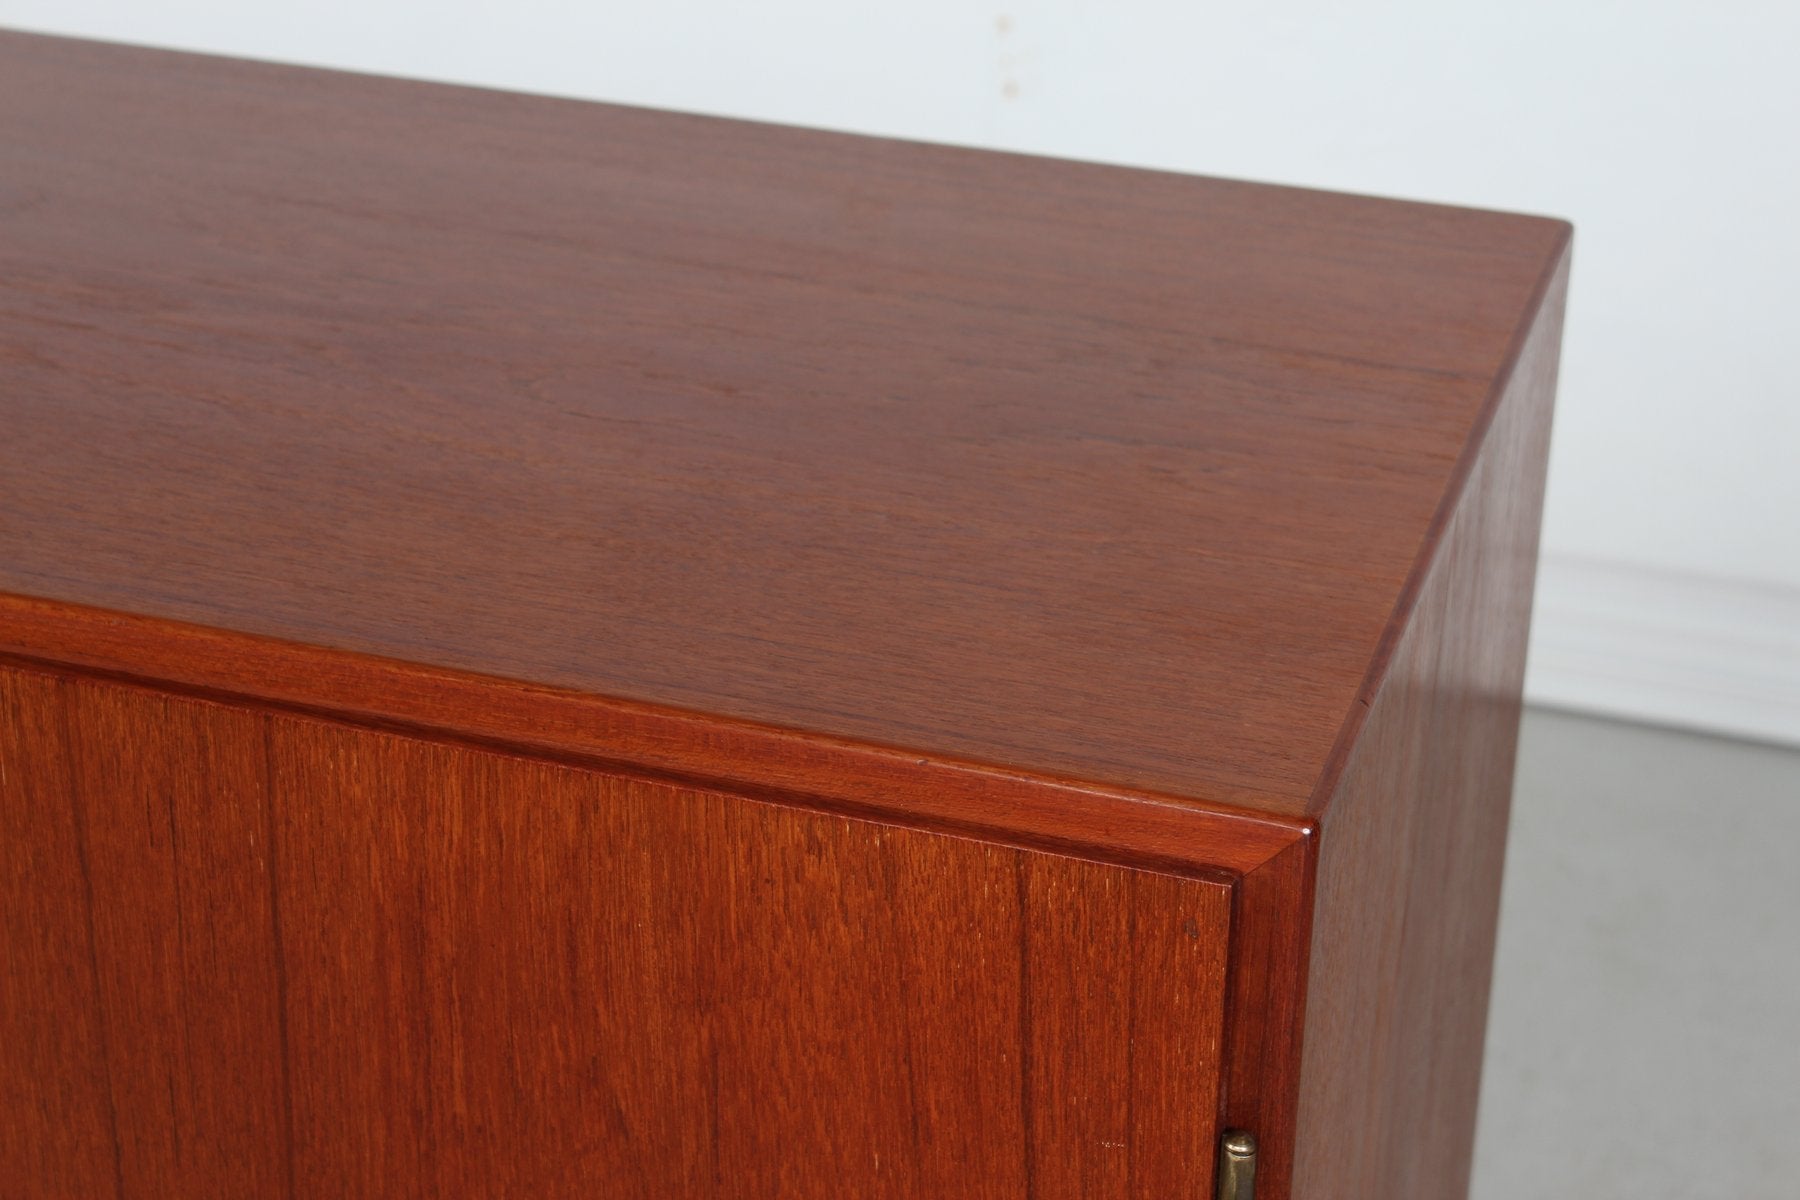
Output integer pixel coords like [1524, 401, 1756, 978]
[7, 1, 1797, 742]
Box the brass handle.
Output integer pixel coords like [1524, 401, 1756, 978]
[1217, 1129, 1257, 1200]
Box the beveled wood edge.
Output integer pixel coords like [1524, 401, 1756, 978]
[1305, 225, 1574, 818]
[0, 592, 1308, 880]
[0, 594, 1319, 1175]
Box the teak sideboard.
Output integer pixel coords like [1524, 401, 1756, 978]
[0, 29, 1569, 1200]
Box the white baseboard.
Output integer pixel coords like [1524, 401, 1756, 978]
[1525, 555, 1800, 748]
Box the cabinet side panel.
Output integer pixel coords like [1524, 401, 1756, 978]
[59, 675, 292, 1198]
[0, 667, 119, 1197]
[1292, 253, 1567, 1200]
[266, 710, 1233, 1199]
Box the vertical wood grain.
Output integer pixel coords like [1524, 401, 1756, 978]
[874, 830, 1028, 1200]
[0, 667, 119, 1198]
[1123, 869, 1235, 1198]
[266, 719, 440, 1196]
[59, 675, 291, 1198]
[256, 704, 1232, 1197]
[1290, 250, 1568, 1200]
[0, 33, 1569, 1200]
[1019, 855, 1134, 1198]
[1218, 835, 1316, 1200]
[1014, 857, 1231, 1198]
[4, 661, 1232, 1196]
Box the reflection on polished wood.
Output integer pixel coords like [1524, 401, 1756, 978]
[0, 28, 1567, 1199]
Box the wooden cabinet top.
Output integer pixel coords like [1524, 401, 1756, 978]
[0, 31, 1569, 852]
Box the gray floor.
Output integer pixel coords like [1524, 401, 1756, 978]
[1471, 710, 1800, 1199]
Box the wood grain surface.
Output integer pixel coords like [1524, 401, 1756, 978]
[1289, 248, 1568, 1200]
[0, 30, 1571, 1200]
[0, 661, 1232, 1199]
[0, 30, 1569, 820]
[64, 679, 291, 1198]
[0, 668, 118, 1197]
[1218, 834, 1317, 1200]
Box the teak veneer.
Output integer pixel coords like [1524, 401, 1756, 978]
[0, 29, 1569, 1200]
